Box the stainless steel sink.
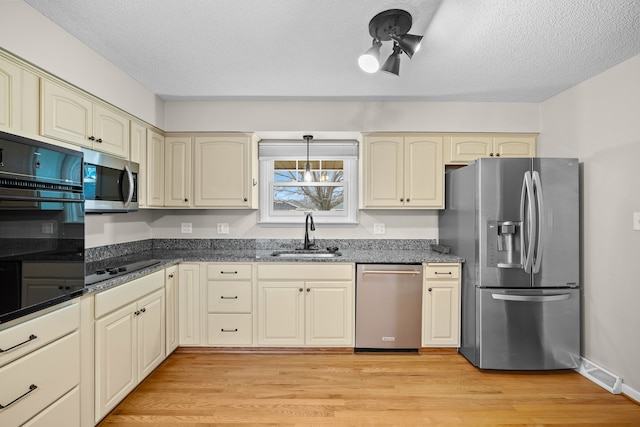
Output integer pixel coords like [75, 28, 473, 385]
[270, 250, 341, 258]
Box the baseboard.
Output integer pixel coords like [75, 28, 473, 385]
[576, 357, 623, 394]
[621, 383, 640, 404]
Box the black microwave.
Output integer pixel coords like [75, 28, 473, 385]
[82, 149, 139, 213]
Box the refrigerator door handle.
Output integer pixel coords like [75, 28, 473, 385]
[532, 171, 545, 273]
[520, 171, 535, 273]
[491, 293, 572, 302]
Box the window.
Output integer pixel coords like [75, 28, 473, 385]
[259, 141, 358, 224]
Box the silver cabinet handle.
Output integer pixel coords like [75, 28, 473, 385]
[220, 271, 238, 275]
[123, 164, 134, 208]
[491, 293, 572, 302]
[221, 329, 238, 333]
[220, 296, 238, 300]
[0, 384, 37, 409]
[0, 334, 37, 353]
[434, 271, 452, 275]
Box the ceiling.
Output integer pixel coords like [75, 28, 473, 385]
[24, 0, 640, 103]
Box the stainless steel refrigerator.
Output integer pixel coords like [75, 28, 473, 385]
[439, 157, 580, 370]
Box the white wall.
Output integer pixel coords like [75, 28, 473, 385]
[0, 0, 165, 128]
[539, 54, 640, 394]
[85, 210, 154, 248]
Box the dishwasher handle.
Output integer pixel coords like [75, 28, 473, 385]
[361, 269, 421, 275]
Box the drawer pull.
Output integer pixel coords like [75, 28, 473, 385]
[434, 271, 452, 275]
[221, 328, 238, 333]
[220, 271, 238, 275]
[0, 384, 37, 409]
[0, 334, 37, 353]
[220, 296, 238, 300]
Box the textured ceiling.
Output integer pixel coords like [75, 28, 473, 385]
[24, 0, 640, 102]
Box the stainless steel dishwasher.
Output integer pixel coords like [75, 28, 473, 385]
[355, 264, 423, 350]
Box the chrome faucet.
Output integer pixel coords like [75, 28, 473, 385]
[303, 213, 316, 250]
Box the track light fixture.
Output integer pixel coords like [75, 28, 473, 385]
[358, 9, 424, 76]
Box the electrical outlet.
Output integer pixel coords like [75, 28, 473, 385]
[217, 223, 229, 234]
[181, 223, 192, 234]
[373, 223, 385, 235]
[41, 222, 54, 234]
[634, 212, 640, 231]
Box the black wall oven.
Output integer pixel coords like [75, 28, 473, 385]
[0, 131, 84, 325]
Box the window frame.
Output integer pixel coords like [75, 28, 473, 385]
[258, 145, 358, 224]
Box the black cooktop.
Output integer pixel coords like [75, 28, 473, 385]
[85, 259, 162, 286]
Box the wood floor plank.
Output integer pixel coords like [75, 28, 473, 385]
[98, 352, 640, 426]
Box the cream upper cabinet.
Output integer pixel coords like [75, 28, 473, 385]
[146, 129, 165, 207]
[0, 55, 22, 133]
[193, 134, 258, 208]
[41, 79, 130, 158]
[257, 263, 354, 347]
[130, 121, 148, 208]
[361, 133, 444, 209]
[164, 136, 192, 207]
[422, 263, 461, 347]
[446, 133, 537, 164]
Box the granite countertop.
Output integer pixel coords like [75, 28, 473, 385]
[84, 239, 464, 294]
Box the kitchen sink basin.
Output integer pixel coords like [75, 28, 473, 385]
[270, 249, 341, 258]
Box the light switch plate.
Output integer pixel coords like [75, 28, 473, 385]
[181, 223, 192, 234]
[634, 212, 640, 231]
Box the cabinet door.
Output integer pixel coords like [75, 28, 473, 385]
[257, 282, 304, 346]
[361, 135, 404, 208]
[41, 80, 92, 147]
[423, 263, 461, 348]
[178, 263, 201, 345]
[137, 289, 165, 381]
[165, 266, 179, 355]
[93, 104, 130, 158]
[448, 135, 493, 163]
[0, 56, 21, 132]
[146, 129, 165, 207]
[404, 135, 444, 208]
[493, 135, 536, 158]
[23, 386, 80, 427]
[130, 122, 147, 207]
[165, 136, 192, 207]
[193, 136, 252, 207]
[305, 282, 353, 346]
[95, 302, 137, 421]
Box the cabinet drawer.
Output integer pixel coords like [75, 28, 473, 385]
[0, 332, 80, 427]
[207, 264, 252, 280]
[95, 270, 164, 318]
[425, 263, 460, 279]
[257, 263, 354, 281]
[207, 314, 253, 345]
[207, 282, 252, 313]
[23, 386, 80, 427]
[0, 303, 79, 368]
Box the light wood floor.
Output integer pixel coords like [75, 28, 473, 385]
[98, 350, 640, 426]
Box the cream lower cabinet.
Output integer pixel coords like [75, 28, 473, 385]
[422, 263, 461, 347]
[41, 79, 130, 158]
[94, 270, 165, 423]
[0, 303, 81, 427]
[178, 263, 204, 345]
[165, 265, 179, 355]
[361, 133, 444, 209]
[257, 263, 354, 347]
[206, 263, 255, 346]
[445, 133, 537, 164]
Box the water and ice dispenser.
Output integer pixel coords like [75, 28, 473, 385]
[487, 220, 522, 268]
